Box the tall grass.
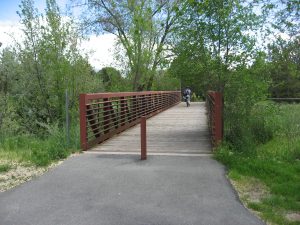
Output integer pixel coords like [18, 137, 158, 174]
[216, 102, 300, 225]
[0, 123, 80, 167]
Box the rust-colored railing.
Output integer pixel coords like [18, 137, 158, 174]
[206, 91, 223, 148]
[80, 91, 181, 150]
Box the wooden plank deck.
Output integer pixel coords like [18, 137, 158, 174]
[89, 102, 212, 156]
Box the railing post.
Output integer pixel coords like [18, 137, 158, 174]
[103, 98, 110, 134]
[79, 94, 87, 151]
[141, 116, 147, 160]
[120, 97, 126, 126]
[131, 96, 137, 123]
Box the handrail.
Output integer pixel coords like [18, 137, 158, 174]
[80, 91, 181, 150]
[206, 91, 223, 148]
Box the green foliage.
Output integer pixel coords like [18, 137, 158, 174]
[0, 48, 23, 134]
[152, 70, 180, 91]
[0, 123, 80, 167]
[169, 0, 265, 99]
[182, 0, 260, 64]
[0, 164, 11, 173]
[268, 37, 300, 98]
[98, 67, 130, 92]
[169, 47, 219, 97]
[0, 0, 104, 136]
[250, 101, 277, 144]
[224, 64, 269, 151]
[272, 0, 300, 37]
[0, 0, 104, 168]
[215, 103, 300, 225]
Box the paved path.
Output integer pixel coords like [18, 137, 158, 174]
[90, 102, 211, 155]
[0, 102, 265, 225]
[0, 155, 264, 225]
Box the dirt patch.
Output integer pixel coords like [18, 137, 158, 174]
[228, 176, 273, 224]
[230, 176, 270, 203]
[0, 159, 62, 192]
[286, 212, 300, 222]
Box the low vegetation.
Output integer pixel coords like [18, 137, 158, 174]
[216, 103, 300, 225]
[0, 124, 80, 192]
[0, 164, 11, 173]
[0, 124, 80, 167]
[0, 0, 98, 184]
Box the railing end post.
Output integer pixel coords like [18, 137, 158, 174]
[80, 94, 87, 151]
[141, 116, 147, 160]
[206, 91, 223, 148]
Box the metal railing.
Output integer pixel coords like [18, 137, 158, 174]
[206, 91, 223, 148]
[269, 98, 300, 103]
[80, 91, 181, 150]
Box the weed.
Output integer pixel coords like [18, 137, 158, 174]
[0, 164, 11, 173]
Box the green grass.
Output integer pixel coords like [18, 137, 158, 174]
[0, 124, 81, 167]
[0, 164, 11, 173]
[216, 103, 300, 225]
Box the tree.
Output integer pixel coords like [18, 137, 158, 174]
[76, 0, 185, 91]
[15, 0, 103, 133]
[170, 0, 261, 91]
[0, 47, 21, 133]
[98, 66, 130, 92]
[169, 42, 215, 95]
[168, 0, 271, 150]
[151, 70, 180, 91]
[271, 0, 300, 37]
[268, 37, 300, 98]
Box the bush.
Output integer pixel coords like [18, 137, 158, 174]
[249, 101, 279, 144]
[250, 117, 273, 144]
[223, 68, 269, 151]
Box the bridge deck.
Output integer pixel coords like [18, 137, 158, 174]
[89, 102, 212, 155]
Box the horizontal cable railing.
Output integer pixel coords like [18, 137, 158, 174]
[80, 91, 181, 150]
[206, 91, 223, 148]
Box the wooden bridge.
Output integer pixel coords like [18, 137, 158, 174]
[80, 91, 223, 155]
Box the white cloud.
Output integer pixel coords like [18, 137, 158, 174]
[0, 21, 23, 48]
[80, 34, 117, 71]
[277, 32, 290, 40]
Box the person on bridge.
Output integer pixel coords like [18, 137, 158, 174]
[183, 87, 192, 107]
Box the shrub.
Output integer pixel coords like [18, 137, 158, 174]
[249, 101, 279, 144]
[224, 68, 269, 151]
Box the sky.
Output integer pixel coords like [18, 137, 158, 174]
[0, 0, 116, 70]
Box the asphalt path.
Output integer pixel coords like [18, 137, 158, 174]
[0, 154, 265, 225]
